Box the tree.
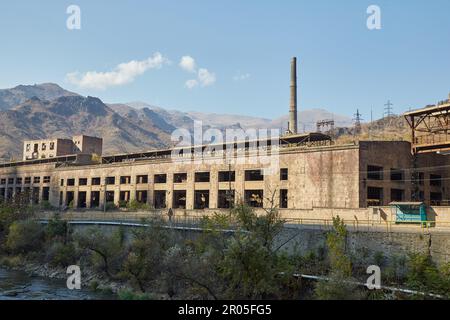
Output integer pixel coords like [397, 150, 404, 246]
[75, 227, 126, 278]
[5, 220, 45, 254]
[121, 218, 175, 292]
[315, 216, 364, 300]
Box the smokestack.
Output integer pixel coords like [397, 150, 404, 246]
[289, 57, 298, 134]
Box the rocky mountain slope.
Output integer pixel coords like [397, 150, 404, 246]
[0, 83, 355, 161]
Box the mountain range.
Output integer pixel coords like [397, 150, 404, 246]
[0, 83, 353, 160]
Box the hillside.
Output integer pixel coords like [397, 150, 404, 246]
[0, 83, 357, 161]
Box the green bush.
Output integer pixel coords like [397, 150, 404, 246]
[406, 253, 450, 297]
[40, 201, 53, 210]
[6, 220, 45, 254]
[105, 202, 117, 211]
[126, 200, 150, 211]
[118, 200, 128, 208]
[46, 241, 78, 267]
[46, 215, 70, 241]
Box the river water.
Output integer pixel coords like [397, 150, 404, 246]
[0, 267, 116, 300]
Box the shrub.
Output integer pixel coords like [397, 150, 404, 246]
[126, 200, 150, 211]
[46, 241, 78, 267]
[105, 202, 117, 211]
[406, 253, 450, 297]
[6, 220, 45, 254]
[46, 215, 70, 241]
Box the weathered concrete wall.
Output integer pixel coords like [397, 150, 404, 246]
[276, 227, 450, 266]
[67, 222, 450, 267]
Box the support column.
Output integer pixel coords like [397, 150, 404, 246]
[210, 170, 219, 209]
[167, 173, 173, 209]
[186, 171, 194, 210]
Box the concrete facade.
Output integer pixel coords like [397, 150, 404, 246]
[2, 139, 450, 213]
[23, 135, 102, 161]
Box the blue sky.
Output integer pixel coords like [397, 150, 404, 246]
[0, 0, 449, 120]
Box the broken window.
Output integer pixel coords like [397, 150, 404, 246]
[50, 142, 55, 150]
[280, 189, 288, 208]
[42, 187, 50, 201]
[105, 191, 115, 203]
[106, 177, 115, 185]
[218, 171, 235, 182]
[42, 143, 47, 151]
[430, 192, 442, 205]
[66, 191, 74, 206]
[195, 172, 210, 183]
[154, 190, 166, 209]
[154, 174, 167, 184]
[430, 174, 442, 187]
[119, 191, 130, 206]
[390, 189, 404, 202]
[174, 173, 187, 183]
[245, 190, 264, 207]
[78, 191, 87, 208]
[367, 187, 383, 206]
[91, 177, 101, 185]
[173, 190, 187, 209]
[136, 190, 148, 203]
[368, 165, 383, 180]
[25, 177, 31, 184]
[280, 168, 288, 181]
[194, 190, 210, 209]
[16, 177, 22, 184]
[43, 176, 51, 183]
[245, 170, 264, 181]
[33, 177, 40, 184]
[91, 191, 100, 208]
[79, 178, 87, 186]
[120, 176, 131, 184]
[390, 169, 404, 181]
[67, 178, 75, 186]
[26, 144, 31, 152]
[136, 175, 148, 184]
[218, 190, 235, 208]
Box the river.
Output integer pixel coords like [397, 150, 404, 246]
[0, 267, 116, 300]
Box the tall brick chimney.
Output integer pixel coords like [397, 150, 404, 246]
[288, 57, 298, 134]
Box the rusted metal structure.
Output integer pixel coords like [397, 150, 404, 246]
[316, 119, 335, 133]
[404, 95, 450, 154]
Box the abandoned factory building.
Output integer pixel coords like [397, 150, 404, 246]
[1, 58, 449, 211]
[0, 134, 449, 210]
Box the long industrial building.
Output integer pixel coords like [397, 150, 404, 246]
[0, 58, 449, 212]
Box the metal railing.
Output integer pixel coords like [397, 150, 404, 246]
[37, 211, 450, 233]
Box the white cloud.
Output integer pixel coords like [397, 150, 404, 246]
[233, 72, 250, 81]
[179, 56, 196, 73]
[185, 79, 199, 89]
[66, 52, 169, 90]
[198, 68, 216, 87]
